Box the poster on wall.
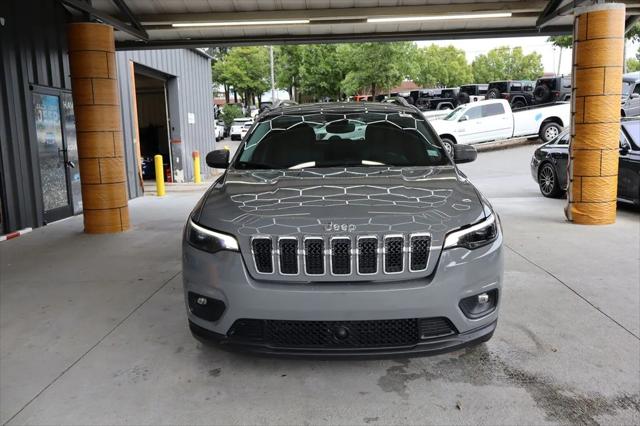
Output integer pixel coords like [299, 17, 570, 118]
[33, 93, 68, 213]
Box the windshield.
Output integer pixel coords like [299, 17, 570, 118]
[622, 81, 633, 95]
[443, 106, 466, 121]
[233, 110, 449, 169]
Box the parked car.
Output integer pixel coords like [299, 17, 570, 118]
[530, 119, 640, 205]
[240, 121, 253, 139]
[485, 80, 534, 109]
[621, 72, 640, 117]
[183, 102, 503, 357]
[214, 119, 225, 141]
[457, 84, 488, 104]
[533, 76, 571, 105]
[429, 99, 569, 154]
[230, 117, 253, 140]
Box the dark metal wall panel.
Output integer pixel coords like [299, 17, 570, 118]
[0, 0, 71, 233]
[115, 49, 214, 195]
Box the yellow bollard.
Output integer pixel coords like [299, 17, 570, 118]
[154, 154, 165, 197]
[192, 151, 202, 184]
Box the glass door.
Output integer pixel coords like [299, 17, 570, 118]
[32, 90, 78, 223]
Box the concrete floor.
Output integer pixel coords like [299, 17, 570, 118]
[1, 145, 638, 425]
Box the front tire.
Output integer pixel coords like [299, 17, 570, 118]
[539, 122, 562, 143]
[538, 162, 562, 198]
[440, 137, 455, 157]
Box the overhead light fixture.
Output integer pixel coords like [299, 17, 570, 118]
[367, 12, 512, 23]
[172, 19, 310, 28]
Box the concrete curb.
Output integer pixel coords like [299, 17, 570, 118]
[475, 137, 540, 152]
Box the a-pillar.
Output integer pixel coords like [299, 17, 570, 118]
[67, 23, 129, 233]
[567, 3, 625, 224]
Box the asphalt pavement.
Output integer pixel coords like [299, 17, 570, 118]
[1, 145, 638, 425]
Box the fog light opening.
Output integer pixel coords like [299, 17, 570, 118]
[188, 292, 226, 322]
[459, 289, 498, 319]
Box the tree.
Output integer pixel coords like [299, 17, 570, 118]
[548, 35, 573, 75]
[627, 57, 640, 72]
[298, 44, 346, 100]
[275, 45, 303, 101]
[212, 46, 269, 105]
[472, 46, 543, 82]
[219, 104, 243, 127]
[412, 44, 472, 87]
[339, 42, 416, 97]
[209, 47, 231, 102]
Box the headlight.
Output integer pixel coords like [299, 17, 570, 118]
[443, 214, 499, 250]
[185, 219, 239, 253]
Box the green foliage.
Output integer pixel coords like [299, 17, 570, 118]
[219, 104, 243, 127]
[547, 36, 573, 49]
[412, 44, 472, 87]
[339, 42, 416, 96]
[627, 23, 640, 43]
[627, 57, 640, 72]
[212, 46, 269, 99]
[472, 46, 543, 83]
[275, 45, 303, 95]
[298, 45, 346, 99]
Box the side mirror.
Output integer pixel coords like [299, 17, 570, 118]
[206, 149, 230, 169]
[458, 115, 469, 122]
[630, 93, 640, 99]
[453, 144, 477, 164]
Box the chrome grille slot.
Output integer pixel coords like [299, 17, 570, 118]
[410, 234, 431, 271]
[331, 238, 351, 275]
[384, 236, 404, 273]
[251, 238, 273, 273]
[357, 237, 378, 274]
[278, 238, 298, 275]
[304, 238, 324, 275]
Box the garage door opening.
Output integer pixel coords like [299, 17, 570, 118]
[133, 71, 172, 182]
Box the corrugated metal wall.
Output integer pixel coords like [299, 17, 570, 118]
[115, 50, 214, 198]
[0, 0, 72, 233]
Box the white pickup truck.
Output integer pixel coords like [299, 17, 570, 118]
[429, 99, 570, 154]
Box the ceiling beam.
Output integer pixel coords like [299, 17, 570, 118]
[111, 0, 146, 35]
[116, 25, 573, 51]
[60, 0, 148, 41]
[133, 2, 549, 25]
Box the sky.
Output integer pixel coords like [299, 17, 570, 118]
[416, 36, 640, 76]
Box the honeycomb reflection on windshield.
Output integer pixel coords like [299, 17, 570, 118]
[238, 110, 447, 169]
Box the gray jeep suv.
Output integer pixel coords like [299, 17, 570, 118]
[183, 102, 503, 357]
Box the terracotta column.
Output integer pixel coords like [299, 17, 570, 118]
[566, 3, 625, 224]
[67, 23, 129, 233]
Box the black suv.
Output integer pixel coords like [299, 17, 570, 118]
[533, 76, 572, 105]
[457, 84, 488, 104]
[424, 88, 460, 110]
[485, 80, 534, 109]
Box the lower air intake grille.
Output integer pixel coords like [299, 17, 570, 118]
[228, 317, 457, 348]
[279, 239, 298, 274]
[252, 238, 273, 273]
[331, 238, 351, 275]
[419, 317, 457, 339]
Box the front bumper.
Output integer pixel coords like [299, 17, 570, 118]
[182, 235, 503, 356]
[189, 319, 496, 358]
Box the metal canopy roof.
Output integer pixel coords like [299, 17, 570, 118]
[60, 0, 640, 50]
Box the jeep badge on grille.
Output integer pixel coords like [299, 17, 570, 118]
[323, 222, 357, 232]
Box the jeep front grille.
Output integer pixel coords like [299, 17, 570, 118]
[251, 234, 431, 277]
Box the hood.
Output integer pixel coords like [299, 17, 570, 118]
[193, 166, 486, 281]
